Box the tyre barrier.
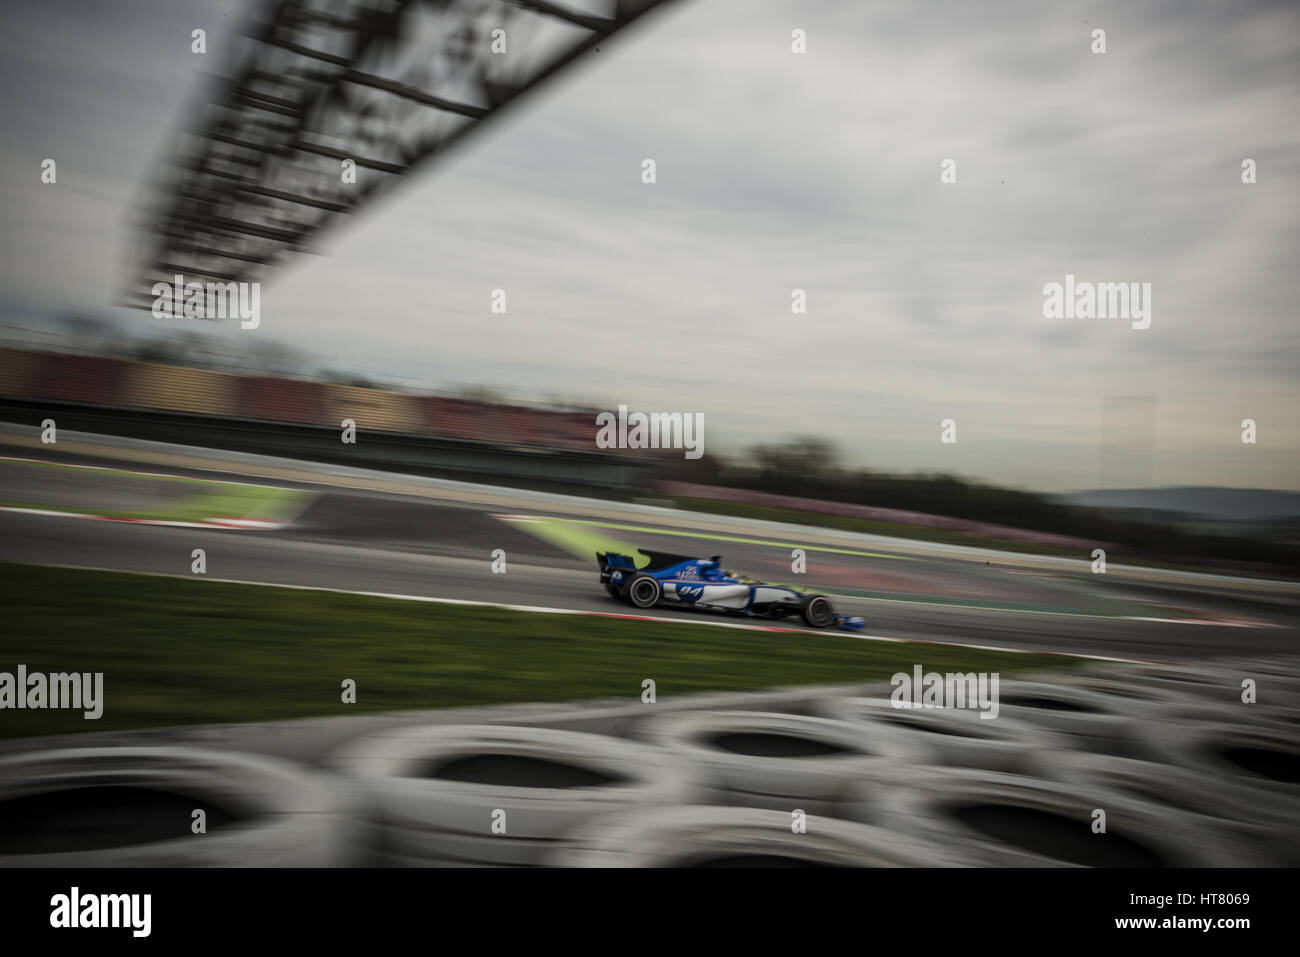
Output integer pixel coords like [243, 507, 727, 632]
[814, 694, 1067, 774]
[1058, 667, 1300, 733]
[0, 747, 350, 867]
[636, 710, 931, 809]
[1040, 752, 1299, 866]
[1127, 698, 1300, 737]
[1049, 673, 1191, 715]
[1133, 718, 1300, 799]
[1243, 705, 1300, 730]
[331, 725, 700, 866]
[1234, 660, 1300, 709]
[548, 805, 951, 868]
[988, 680, 1153, 758]
[855, 767, 1250, 867]
[1226, 662, 1300, 708]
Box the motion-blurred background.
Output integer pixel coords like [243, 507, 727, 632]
[0, 0, 1297, 868]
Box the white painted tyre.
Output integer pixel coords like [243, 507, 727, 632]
[688, 784, 840, 818]
[1050, 673, 1192, 713]
[1040, 752, 1299, 866]
[1132, 699, 1300, 736]
[989, 680, 1149, 756]
[862, 766, 1247, 867]
[636, 710, 930, 800]
[381, 821, 554, 866]
[815, 694, 1067, 773]
[0, 747, 348, 867]
[332, 724, 699, 838]
[1050, 673, 1300, 732]
[1133, 718, 1300, 799]
[549, 805, 951, 867]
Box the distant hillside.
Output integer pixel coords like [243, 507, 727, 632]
[1052, 487, 1300, 522]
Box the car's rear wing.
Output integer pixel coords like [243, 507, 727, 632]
[596, 550, 639, 585]
[597, 551, 639, 570]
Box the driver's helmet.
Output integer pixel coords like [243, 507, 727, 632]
[700, 557, 725, 580]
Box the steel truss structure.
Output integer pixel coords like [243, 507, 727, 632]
[126, 0, 673, 311]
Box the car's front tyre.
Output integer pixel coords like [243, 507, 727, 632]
[625, 574, 662, 609]
[800, 594, 834, 628]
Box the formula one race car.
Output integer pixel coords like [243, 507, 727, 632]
[597, 549, 865, 631]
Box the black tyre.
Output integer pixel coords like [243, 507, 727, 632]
[800, 594, 834, 628]
[625, 574, 662, 609]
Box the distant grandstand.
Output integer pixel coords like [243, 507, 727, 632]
[0, 345, 600, 450]
[0, 346, 673, 488]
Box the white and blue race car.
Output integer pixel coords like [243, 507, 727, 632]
[597, 549, 865, 631]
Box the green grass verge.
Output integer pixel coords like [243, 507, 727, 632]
[0, 561, 1086, 739]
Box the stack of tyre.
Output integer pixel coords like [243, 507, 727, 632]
[815, 692, 1069, 775]
[1054, 657, 1300, 865]
[632, 709, 933, 817]
[331, 725, 700, 866]
[544, 708, 944, 866]
[0, 747, 353, 867]
[24, 656, 1293, 867]
[814, 657, 1300, 866]
[548, 805, 950, 867]
[325, 655, 1300, 866]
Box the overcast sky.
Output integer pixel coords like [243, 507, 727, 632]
[1, 0, 1297, 492]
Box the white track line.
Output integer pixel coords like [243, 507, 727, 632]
[0, 505, 286, 530]
[0, 454, 298, 491]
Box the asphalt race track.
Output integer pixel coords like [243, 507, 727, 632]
[2, 429, 1298, 664]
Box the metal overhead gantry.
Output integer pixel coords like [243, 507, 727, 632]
[126, 0, 675, 312]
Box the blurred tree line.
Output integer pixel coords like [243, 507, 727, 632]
[669, 437, 1299, 572]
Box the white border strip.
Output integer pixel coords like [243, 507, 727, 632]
[0, 454, 298, 492]
[0, 505, 285, 530]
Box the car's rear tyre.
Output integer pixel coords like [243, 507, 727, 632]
[625, 574, 661, 609]
[800, 595, 834, 628]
